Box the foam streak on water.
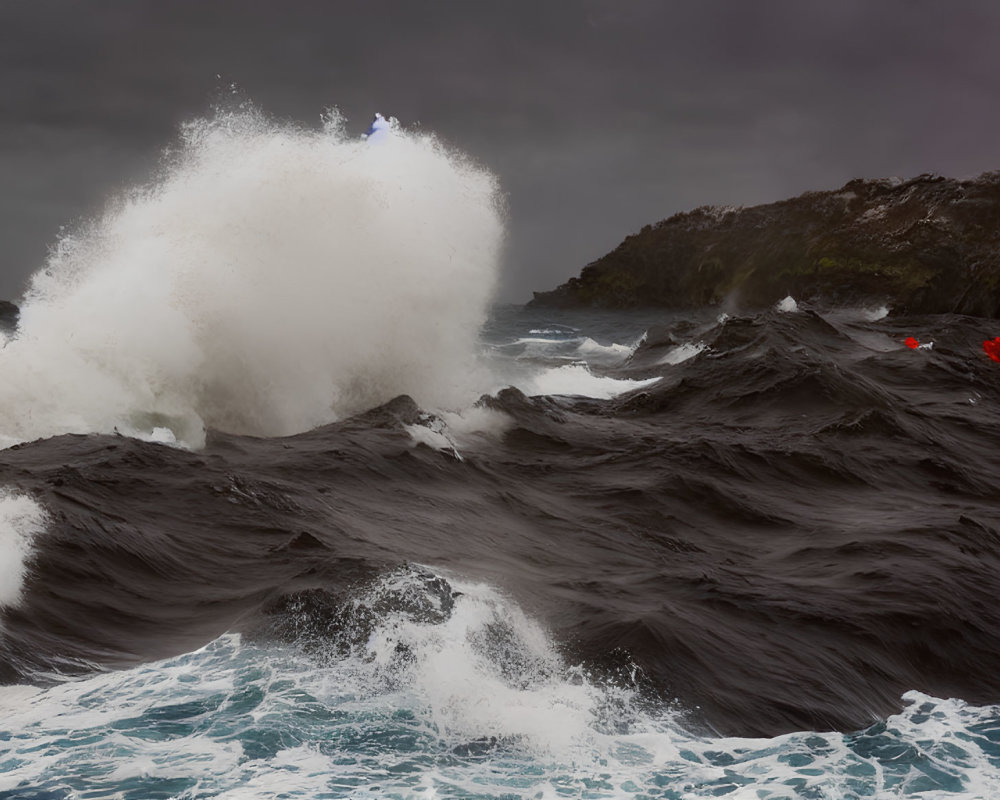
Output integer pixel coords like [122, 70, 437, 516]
[1, 578, 999, 799]
[0, 109, 504, 448]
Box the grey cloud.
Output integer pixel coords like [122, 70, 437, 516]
[2, 0, 1000, 300]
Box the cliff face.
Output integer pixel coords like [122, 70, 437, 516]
[531, 172, 1000, 316]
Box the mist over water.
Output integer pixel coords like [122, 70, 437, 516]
[0, 108, 504, 447]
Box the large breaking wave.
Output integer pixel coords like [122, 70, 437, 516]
[0, 108, 504, 447]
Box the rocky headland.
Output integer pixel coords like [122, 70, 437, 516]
[0, 300, 18, 333]
[531, 171, 1000, 317]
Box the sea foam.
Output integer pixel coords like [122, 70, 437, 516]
[0, 108, 504, 447]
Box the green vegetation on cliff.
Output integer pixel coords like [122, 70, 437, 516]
[531, 172, 1000, 316]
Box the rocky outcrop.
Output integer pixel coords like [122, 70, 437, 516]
[0, 301, 18, 333]
[531, 172, 1000, 316]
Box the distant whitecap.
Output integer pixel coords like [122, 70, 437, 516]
[518, 363, 659, 399]
[776, 295, 799, 313]
[658, 341, 708, 365]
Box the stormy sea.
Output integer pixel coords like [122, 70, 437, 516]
[2, 111, 1000, 799]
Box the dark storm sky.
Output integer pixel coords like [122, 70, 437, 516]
[2, 0, 999, 302]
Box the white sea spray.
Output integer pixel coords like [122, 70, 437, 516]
[0, 108, 504, 448]
[0, 492, 46, 609]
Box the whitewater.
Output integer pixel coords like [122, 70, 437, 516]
[2, 108, 1000, 799]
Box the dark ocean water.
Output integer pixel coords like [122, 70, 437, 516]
[2, 302, 1000, 798]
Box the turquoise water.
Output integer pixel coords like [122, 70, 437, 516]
[2, 577, 999, 799]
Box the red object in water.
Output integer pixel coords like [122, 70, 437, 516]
[984, 337, 1000, 362]
[905, 337, 919, 349]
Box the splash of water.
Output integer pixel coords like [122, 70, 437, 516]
[0, 492, 46, 609]
[0, 108, 504, 447]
